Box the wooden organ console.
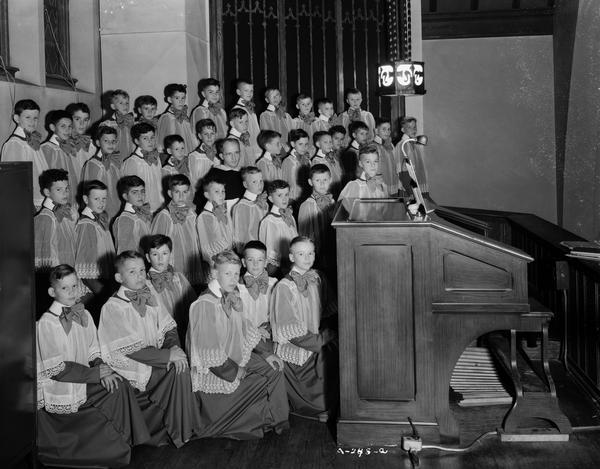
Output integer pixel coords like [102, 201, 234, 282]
[332, 199, 571, 446]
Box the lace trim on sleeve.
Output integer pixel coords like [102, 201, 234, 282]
[38, 361, 65, 381]
[190, 348, 228, 373]
[88, 351, 101, 363]
[239, 324, 261, 368]
[157, 321, 177, 348]
[191, 369, 240, 394]
[275, 342, 312, 366]
[35, 256, 59, 269]
[75, 262, 100, 279]
[274, 322, 307, 343]
[44, 397, 87, 414]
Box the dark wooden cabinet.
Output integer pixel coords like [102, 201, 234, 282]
[0, 163, 36, 467]
[332, 199, 535, 445]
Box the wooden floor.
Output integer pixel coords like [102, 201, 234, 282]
[123, 360, 600, 469]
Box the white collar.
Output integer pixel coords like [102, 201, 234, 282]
[270, 205, 282, 215]
[149, 266, 163, 274]
[82, 206, 95, 219]
[316, 149, 326, 157]
[201, 99, 210, 108]
[166, 156, 176, 167]
[124, 202, 135, 213]
[236, 98, 248, 107]
[243, 190, 258, 201]
[351, 140, 360, 150]
[245, 271, 267, 279]
[208, 279, 222, 297]
[49, 300, 70, 316]
[50, 134, 61, 146]
[204, 201, 216, 212]
[13, 126, 27, 138]
[214, 163, 237, 171]
[359, 171, 369, 181]
[373, 135, 383, 144]
[262, 151, 273, 161]
[318, 113, 330, 122]
[117, 285, 136, 299]
[42, 197, 56, 210]
[229, 127, 242, 138]
[290, 265, 308, 275]
[267, 104, 276, 112]
[134, 147, 144, 157]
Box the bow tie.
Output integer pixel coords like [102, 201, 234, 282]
[58, 138, 77, 157]
[70, 134, 92, 152]
[172, 105, 189, 123]
[53, 203, 73, 222]
[289, 269, 319, 297]
[239, 131, 251, 147]
[133, 202, 153, 223]
[221, 288, 243, 316]
[325, 151, 337, 165]
[244, 271, 269, 300]
[171, 155, 190, 177]
[138, 116, 158, 128]
[95, 211, 109, 230]
[201, 143, 217, 161]
[213, 203, 228, 225]
[271, 153, 283, 169]
[348, 107, 362, 122]
[148, 266, 175, 293]
[299, 112, 316, 125]
[297, 152, 311, 167]
[280, 207, 295, 228]
[254, 192, 269, 211]
[59, 303, 87, 334]
[115, 112, 134, 128]
[169, 201, 191, 224]
[24, 130, 42, 151]
[208, 101, 222, 116]
[365, 174, 384, 192]
[242, 100, 255, 113]
[124, 286, 157, 317]
[313, 192, 334, 210]
[274, 106, 287, 119]
[141, 149, 160, 166]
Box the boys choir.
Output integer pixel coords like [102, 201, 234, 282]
[1, 78, 420, 467]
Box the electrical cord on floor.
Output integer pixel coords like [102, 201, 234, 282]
[421, 430, 497, 453]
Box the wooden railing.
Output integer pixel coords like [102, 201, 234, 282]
[444, 206, 600, 403]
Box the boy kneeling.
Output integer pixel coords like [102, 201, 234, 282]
[37, 264, 150, 467]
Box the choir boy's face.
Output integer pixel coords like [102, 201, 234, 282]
[231, 114, 249, 133]
[221, 141, 241, 168]
[146, 244, 171, 273]
[316, 135, 333, 154]
[97, 133, 118, 155]
[353, 128, 369, 145]
[111, 95, 130, 114]
[346, 92, 362, 109]
[296, 98, 313, 115]
[44, 180, 70, 205]
[14, 109, 39, 133]
[268, 187, 290, 209]
[376, 123, 392, 141]
[168, 91, 187, 110]
[237, 83, 254, 102]
[215, 262, 241, 292]
[243, 248, 267, 277]
[402, 121, 417, 139]
[291, 137, 309, 156]
[168, 184, 190, 207]
[71, 111, 90, 136]
[49, 273, 80, 307]
[265, 137, 282, 156]
[266, 90, 282, 106]
[243, 172, 264, 195]
[135, 131, 156, 152]
[52, 118, 73, 141]
[199, 126, 217, 147]
[204, 182, 226, 206]
[309, 171, 332, 195]
[289, 241, 315, 272]
[138, 104, 157, 120]
[331, 132, 345, 151]
[123, 185, 146, 207]
[202, 85, 221, 104]
[84, 188, 108, 214]
[318, 102, 334, 118]
[167, 141, 186, 160]
[359, 152, 379, 178]
[116, 258, 147, 291]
